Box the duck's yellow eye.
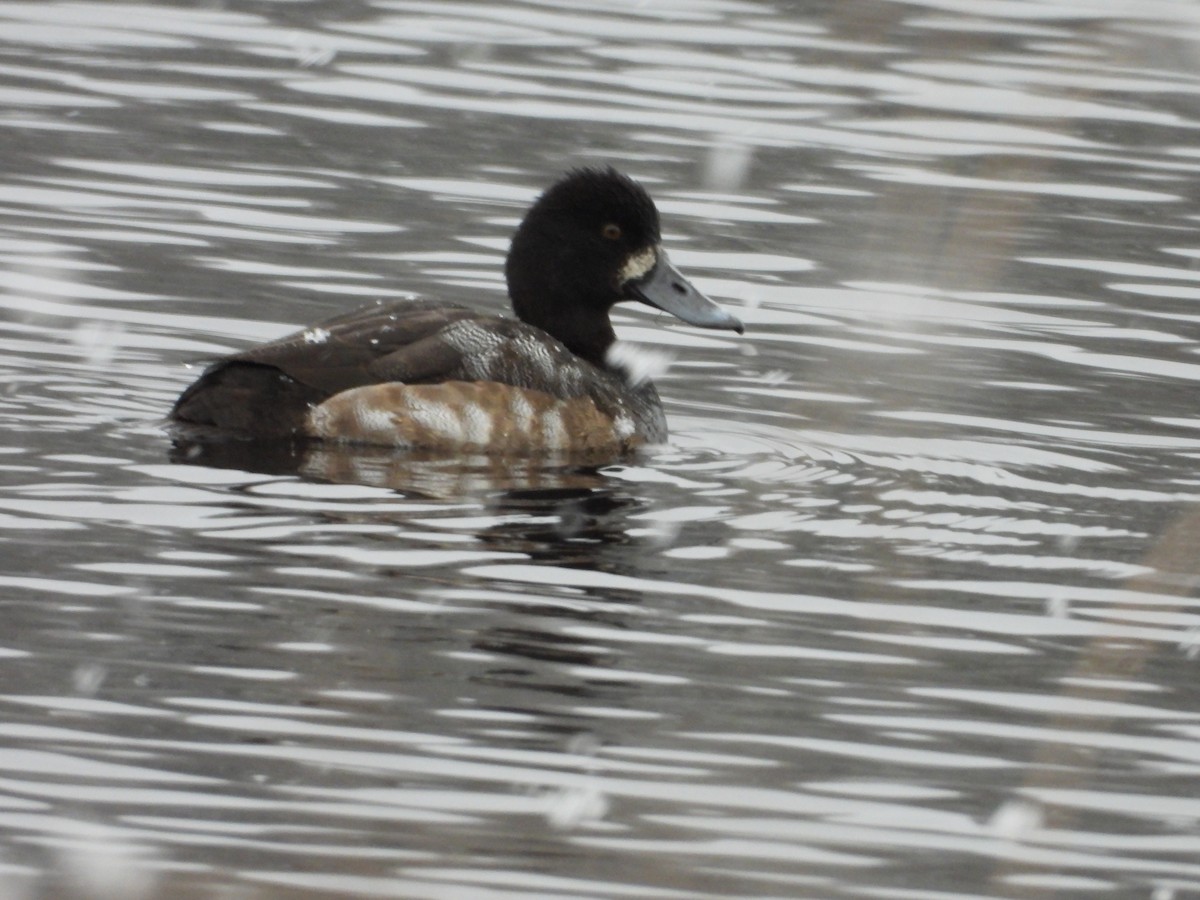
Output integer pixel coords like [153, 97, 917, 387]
[602, 223, 622, 240]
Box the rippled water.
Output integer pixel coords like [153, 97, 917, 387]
[3, 1, 1200, 897]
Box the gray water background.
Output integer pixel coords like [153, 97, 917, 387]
[1, 0, 1199, 897]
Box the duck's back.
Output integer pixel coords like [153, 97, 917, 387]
[170, 298, 665, 451]
[172, 299, 474, 436]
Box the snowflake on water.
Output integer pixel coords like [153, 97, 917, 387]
[605, 340, 675, 387]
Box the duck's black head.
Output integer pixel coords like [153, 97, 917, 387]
[506, 168, 743, 368]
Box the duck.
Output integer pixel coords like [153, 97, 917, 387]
[170, 168, 744, 455]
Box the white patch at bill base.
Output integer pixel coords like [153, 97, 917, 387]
[618, 245, 658, 285]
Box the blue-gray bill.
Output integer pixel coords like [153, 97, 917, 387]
[626, 250, 744, 334]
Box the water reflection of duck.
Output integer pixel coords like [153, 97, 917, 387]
[170, 168, 743, 456]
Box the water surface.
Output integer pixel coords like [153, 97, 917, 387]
[2, 1, 1200, 897]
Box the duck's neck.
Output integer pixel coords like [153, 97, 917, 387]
[513, 296, 617, 370]
[552, 315, 617, 370]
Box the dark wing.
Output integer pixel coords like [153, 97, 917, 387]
[220, 299, 480, 394]
[171, 299, 482, 436]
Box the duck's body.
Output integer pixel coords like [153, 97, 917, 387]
[170, 169, 742, 454]
[172, 299, 667, 453]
